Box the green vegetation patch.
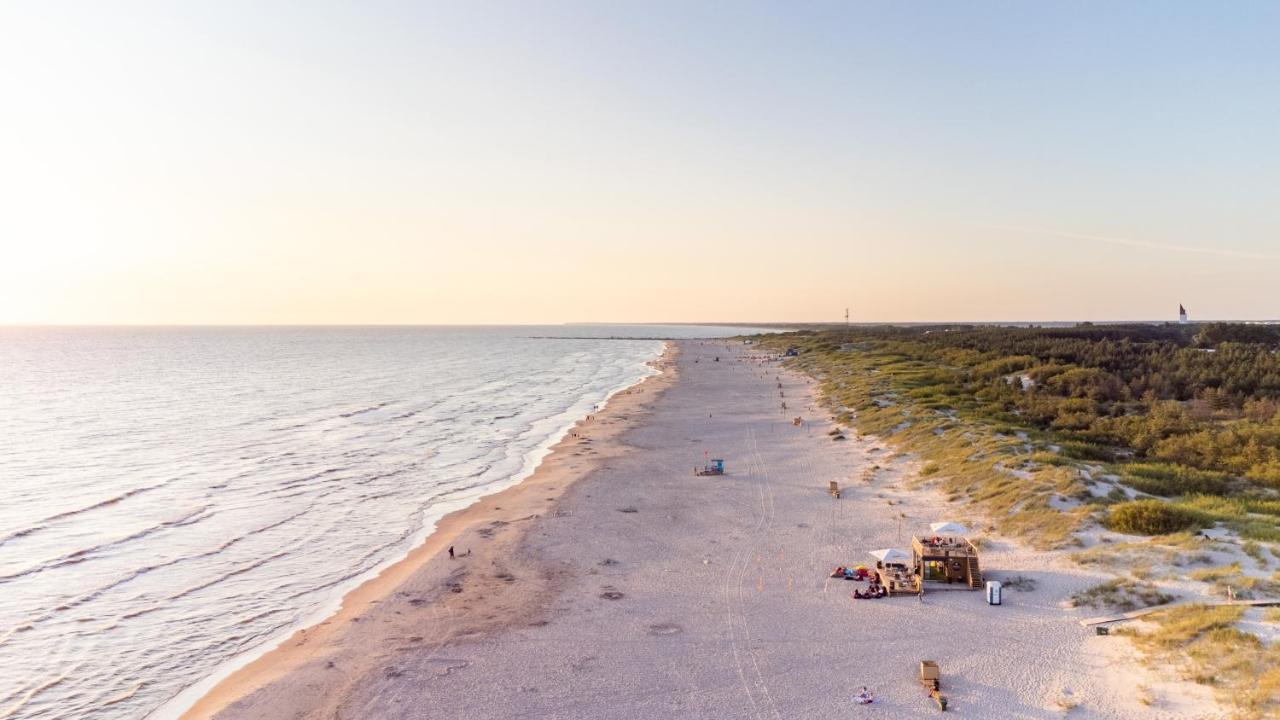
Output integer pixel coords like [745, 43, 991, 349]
[1117, 463, 1232, 497]
[1105, 500, 1201, 536]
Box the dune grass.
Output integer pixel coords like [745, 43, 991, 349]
[762, 338, 1093, 547]
[1123, 604, 1280, 718]
[1068, 579, 1173, 612]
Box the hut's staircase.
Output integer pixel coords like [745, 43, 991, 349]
[966, 557, 983, 589]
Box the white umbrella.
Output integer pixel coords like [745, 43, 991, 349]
[929, 522, 968, 536]
[869, 548, 910, 564]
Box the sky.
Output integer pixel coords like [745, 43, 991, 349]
[1, 1, 1277, 324]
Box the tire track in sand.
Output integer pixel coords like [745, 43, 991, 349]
[733, 425, 782, 720]
[721, 429, 765, 720]
[721, 422, 778, 717]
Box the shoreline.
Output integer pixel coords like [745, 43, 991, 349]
[172, 343, 678, 720]
[178, 339, 1197, 719]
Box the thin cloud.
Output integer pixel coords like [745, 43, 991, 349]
[983, 225, 1280, 261]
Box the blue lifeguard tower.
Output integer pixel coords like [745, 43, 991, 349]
[696, 458, 725, 476]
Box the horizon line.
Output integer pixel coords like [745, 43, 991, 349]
[2, 319, 1277, 329]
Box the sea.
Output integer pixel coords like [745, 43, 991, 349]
[0, 325, 764, 720]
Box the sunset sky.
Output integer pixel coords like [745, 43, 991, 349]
[2, 2, 1277, 324]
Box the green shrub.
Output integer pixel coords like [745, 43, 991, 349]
[1105, 500, 1199, 535]
[1120, 463, 1231, 497]
[1058, 441, 1114, 462]
[1246, 461, 1280, 489]
[1030, 451, 1070, 467]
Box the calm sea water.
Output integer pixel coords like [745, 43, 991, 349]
[0, 325, 759, 720]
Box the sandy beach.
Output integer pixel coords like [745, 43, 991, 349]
[184, 340, 1220, 719]
[176, 344, 677, 719]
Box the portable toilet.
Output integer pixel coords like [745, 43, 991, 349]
[985, 580, 1002, 605]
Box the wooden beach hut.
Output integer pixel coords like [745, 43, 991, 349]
[911, 524, 982, 590]
[869, 548, 919, 595]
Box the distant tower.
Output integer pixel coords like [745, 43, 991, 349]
[844, 308, 849, 328]
[1179, 304, 1188, 324]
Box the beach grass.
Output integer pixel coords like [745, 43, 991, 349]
[757, 335, 1091, 547]
[1123, 604, 1280, 718]
[1068, 579, 1173, 612]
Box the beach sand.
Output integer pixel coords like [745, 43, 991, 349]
[185, 340, 1220, 719]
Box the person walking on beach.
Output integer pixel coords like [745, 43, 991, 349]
[448, 546, 455, 559]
